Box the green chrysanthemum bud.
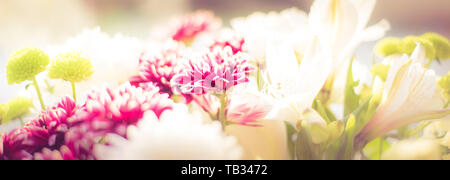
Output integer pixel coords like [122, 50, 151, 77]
[438, 72, 450, 99]
[0, 104, 9, 122]
[6, 47, 50, 84]
[375, 37, 402, 57]
[2, 97, 33, 124]
[48, 52, 94, 82]
[421, 33, 450, 60]
[401, 36, 436, 60]
[370, 64, 390, 81]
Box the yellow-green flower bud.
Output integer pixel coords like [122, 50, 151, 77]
[375, 37, 402, 57]
[438, 72, 450, 99]
[6, 47, 49, 84]
[48, 52, 94, 82]
[421, 33, 450, 60]
[2, 97, 33, 124]
[401, 36, 436, 60]
[370, 64, 390, 81]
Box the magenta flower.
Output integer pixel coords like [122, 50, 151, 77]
[172, 47, 254, 95]
[79, 83, 173, 127]
[170, 10, 221, 42]
[1, 127, 49, 160]
[1, 97, 77, 160]
[27, 97, 77, 149]
[63, 83, 174, 159]
[130, 41, 186, 96]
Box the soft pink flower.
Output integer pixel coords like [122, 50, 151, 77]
[192, 93, 271, 127]
[170, 10, 221, 42]
[192, 94, 220, 116]
[33, 146, 75, 160]
[172, 47, 254, 95]
[226, 94, 271, 127]
[209, 36, 246, 55]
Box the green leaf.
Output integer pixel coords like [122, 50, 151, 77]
[363, 137, 391, 160]
[296, 128, 320, 160]
[312, 99, 336, 124]
[333, 98, 372, 160]
[344, 57, 360, 117]
[284, 121, 298, 160]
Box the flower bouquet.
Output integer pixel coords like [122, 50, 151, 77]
[0, 0, 449, 160]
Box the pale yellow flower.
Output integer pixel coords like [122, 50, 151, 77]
[356, 45, 450, 146]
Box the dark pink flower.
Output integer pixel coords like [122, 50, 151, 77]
[130, 41, 185, 96]
[64, 83, 174, 159]
[172, 47, 254, 95]
[1, 127, 49, 160]
[79, 83, 173, 126]
[171, 10, 221, 42]
[1, 97, 77, 160]
[27, 97, 77, 149]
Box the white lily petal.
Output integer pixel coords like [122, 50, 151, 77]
[358, 19, 391, 42]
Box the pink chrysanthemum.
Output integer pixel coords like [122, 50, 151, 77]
[209, 36, 246, 55]
[27, 97, 77, 149]
[171, 10, 221, 42]
[1, 127, 49, 160]
[130, 41, 185, 96]
[172, 47, 254, 95]
[64, 83, 174, 159]
[1, 97, 77, 160]
[78, 83, 173, 128]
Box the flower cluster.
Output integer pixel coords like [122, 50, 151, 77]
[1, 0, 449, 160]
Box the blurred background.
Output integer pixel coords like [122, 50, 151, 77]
[1, 0, 449, 102]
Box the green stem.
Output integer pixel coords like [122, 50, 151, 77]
[378, 136, 384, 160]
[33, 77, 45, 109]
[19, 116, 25, 126]
[71, 81, 77, 103]
[218, 93, 228, 130]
